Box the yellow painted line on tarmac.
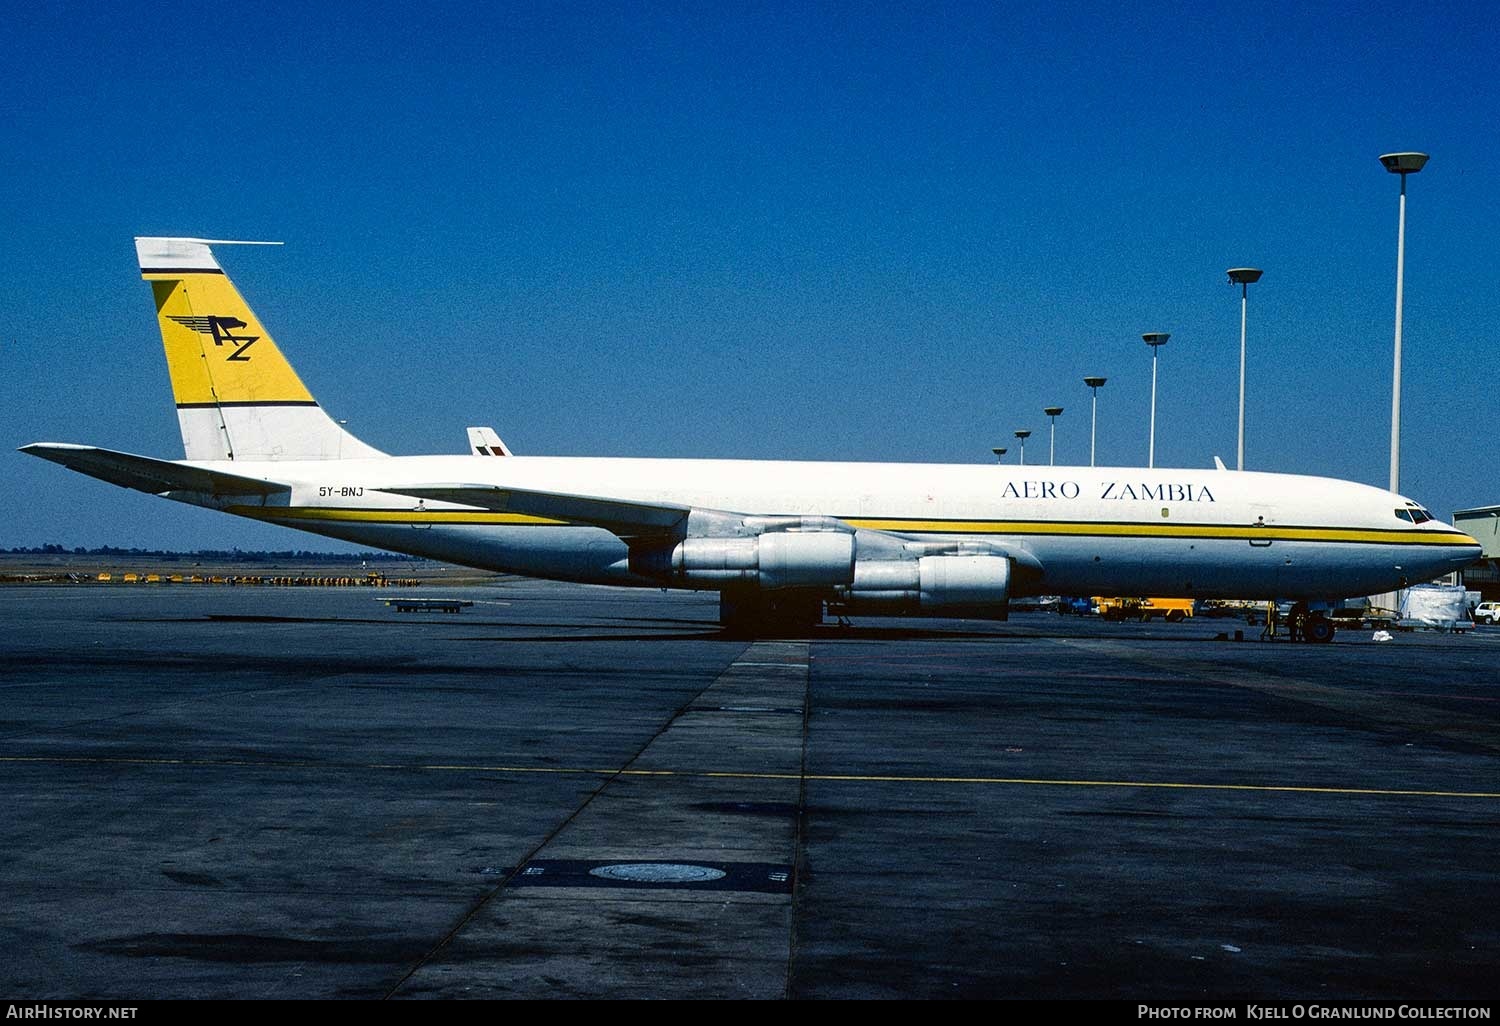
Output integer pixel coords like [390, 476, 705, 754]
[3, 754, 1496, 800]
[1046, 637, 1500, 754]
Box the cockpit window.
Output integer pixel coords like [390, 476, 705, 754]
[1412, 509, 1432, 524]
[1394, 509, 1414, 523]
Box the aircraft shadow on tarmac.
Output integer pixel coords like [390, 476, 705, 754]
[451, 623, 1046, 643]
[121, 612, 1357, 645]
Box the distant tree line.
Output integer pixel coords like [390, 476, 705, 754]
[6, 545, 417, 563]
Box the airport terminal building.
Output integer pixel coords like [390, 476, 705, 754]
[1455, 505, 1500, 598]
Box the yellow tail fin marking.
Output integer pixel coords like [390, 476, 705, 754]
[146, 272, 314, 407]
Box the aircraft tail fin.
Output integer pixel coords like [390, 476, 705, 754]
[136, 237, 385, 462]
[466, 426, 513, 457]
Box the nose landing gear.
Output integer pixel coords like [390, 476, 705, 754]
[1287, 600, 1337, 644]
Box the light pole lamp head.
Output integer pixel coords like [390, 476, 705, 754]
[1044, 406, 1064, 418]
[1083, 376, 1107, 390]
[1379, 152, 1429, 175]
[1227, 267, 1263, 285]
[1142, 332, 1170, 348]
[991, 447, 1007, 460]
[1014, 429, 1032, 440]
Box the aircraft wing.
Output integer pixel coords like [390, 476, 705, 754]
[388, 483, 1044, 572]
[19, 443, 290, 497]
[391, 483, 691, 537]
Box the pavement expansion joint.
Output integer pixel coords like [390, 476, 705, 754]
[388, 639, 812, 998]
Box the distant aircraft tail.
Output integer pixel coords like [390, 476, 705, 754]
[136, 237, 384, 462]
[467, 426, 513, 457]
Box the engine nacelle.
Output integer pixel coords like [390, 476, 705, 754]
[837, 554, 1011, 618]
[919, 554, 1011, 607]
[637, 531, 856, 590]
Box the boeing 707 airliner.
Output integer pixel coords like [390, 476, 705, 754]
[22, 238, 1480, 637]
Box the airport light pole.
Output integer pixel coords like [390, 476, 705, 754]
[1380, 152, 1428, 495]
[991, 447, 1007, 464]
[1142, 333, 1170, 468]
[1083, 377, 1106, 467]
[1043, 407, 1064, 466]
[1014, 430, 1031, 466]
[1226, 269, 1263, 471]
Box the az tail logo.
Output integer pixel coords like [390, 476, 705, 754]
[168, 315, 260, 361]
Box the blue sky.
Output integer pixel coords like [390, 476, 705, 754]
[4, 1, 1497, 550]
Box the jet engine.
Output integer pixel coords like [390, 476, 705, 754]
[632, 530, 856, 589]
[834, 553, 1012, 619]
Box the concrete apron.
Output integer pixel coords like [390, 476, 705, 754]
[390, 640, 811, 999]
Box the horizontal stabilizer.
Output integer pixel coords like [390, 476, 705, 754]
[19, 443, 289, 497]
[391, 483, 689, 536]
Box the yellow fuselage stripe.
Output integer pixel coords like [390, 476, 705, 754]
[229, 505, 563, 526]
[223, 505, 1473, 547]
[845, 519, 1468, 546]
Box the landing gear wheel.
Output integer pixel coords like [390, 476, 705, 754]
[1303, 615, 1336, 644]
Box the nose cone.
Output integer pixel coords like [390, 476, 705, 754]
[1426, 521, 1484, 573]
[1450, 529, 1483, 567]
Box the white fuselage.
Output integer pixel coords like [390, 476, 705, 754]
[190, 455, 1478, 601]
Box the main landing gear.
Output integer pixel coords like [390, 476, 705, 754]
[718, 588, 823, 638]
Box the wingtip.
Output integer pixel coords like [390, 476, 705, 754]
[19, 442, 85, 454]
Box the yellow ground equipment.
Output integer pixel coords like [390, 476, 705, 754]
[1095, 597, 1194, 623]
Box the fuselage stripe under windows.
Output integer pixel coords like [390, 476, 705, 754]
[221, 506, 1475, 545]
[843, 518, 1469, 544]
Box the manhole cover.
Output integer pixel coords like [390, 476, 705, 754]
[589, 863, 727, 883]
